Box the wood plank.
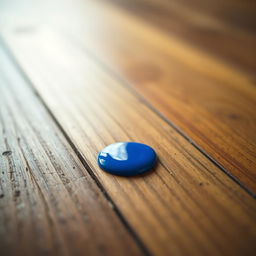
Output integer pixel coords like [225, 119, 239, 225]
[111, 0, 256, 32]
[52, 1, 256, 194]
[0, 45, 143, 256]
[165, 0, 256, 31]
[110, 0, 256, 74]
[4, 27, 256, 256]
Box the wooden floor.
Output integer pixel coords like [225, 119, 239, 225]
[0, 0, 256, 255]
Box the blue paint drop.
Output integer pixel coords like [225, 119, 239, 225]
[98, 142, 157, 176]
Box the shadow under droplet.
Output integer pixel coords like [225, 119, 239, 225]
[119, 160, 159, 180]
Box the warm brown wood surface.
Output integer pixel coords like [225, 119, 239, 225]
[0, 0, 256, 255]
[0, 45, 142, 256]
[111, 0, 256, 74]
[53, 0, 256, 194]
[3, 27, 256, 256]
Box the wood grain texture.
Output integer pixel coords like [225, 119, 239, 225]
[0, 45, 142, 256]
[51, 1, 256, 194]
[4, 28, 256, 256]
[110, 0, 256, 75]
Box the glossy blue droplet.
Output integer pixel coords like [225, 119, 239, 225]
[98, 142, 157, 176]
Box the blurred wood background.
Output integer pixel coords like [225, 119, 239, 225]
[0, 0, 256, 255]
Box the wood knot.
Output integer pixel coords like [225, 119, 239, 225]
[228, 114, 239, 120]
[2, 151, 12, 156]
[14, 190, 20, 197]
[14, 26, 36, 34]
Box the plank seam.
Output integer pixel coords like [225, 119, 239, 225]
[0, 37, 152, 256]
